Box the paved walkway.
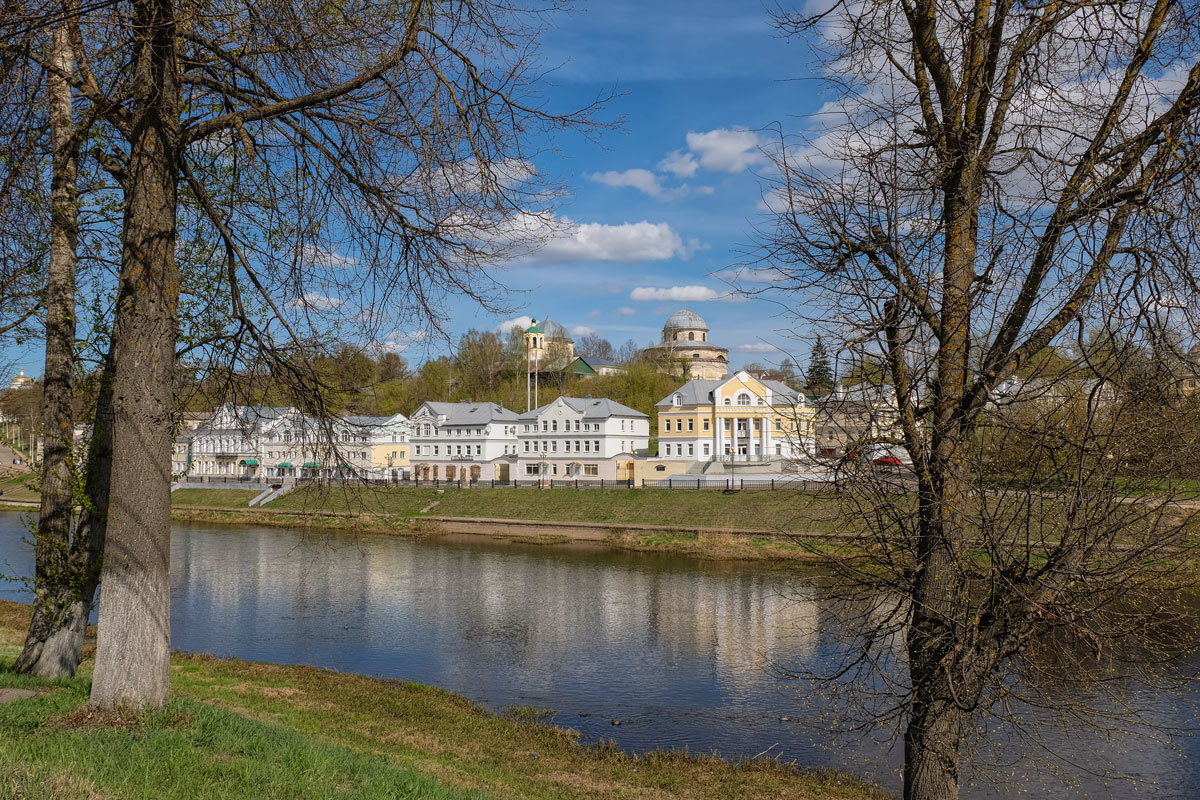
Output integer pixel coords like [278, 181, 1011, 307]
[0, 440, 32, 478]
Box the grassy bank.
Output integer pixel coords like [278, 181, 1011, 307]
[229, 485, 849, 531]
[0, 602, 885, 800]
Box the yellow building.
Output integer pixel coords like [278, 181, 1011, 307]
[655, 371, 815, 463]
[366, 412, 411, 479]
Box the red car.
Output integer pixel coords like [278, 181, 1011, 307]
[873, 455, 903, 467]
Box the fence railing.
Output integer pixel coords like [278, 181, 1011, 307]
[175, 474, 843, 492]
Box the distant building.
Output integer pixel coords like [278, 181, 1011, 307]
[516, 396, 648, 480]
[8, 368, 33, 390]
[409, 401, 519, 482]
[812, 384, 905, 461]
[364, 412, 411, 480]
[570, 355, 626, 377]
[641, 310, 729, 380]
[523, 318, 575, 369]
[656, 371, 814, 462]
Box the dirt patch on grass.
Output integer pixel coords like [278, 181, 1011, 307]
[49, 705, 190, 731]
[3, 766, 107, 800]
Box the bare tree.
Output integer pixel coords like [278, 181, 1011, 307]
[4, 0, 604, 709]
[757, 2, 1200, 798]
[577, 333, 615, 360]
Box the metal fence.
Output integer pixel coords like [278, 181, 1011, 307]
[177, 475, 838, 491]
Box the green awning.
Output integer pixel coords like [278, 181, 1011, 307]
[337, 462, 354, 469]
[302, 462, 320, 468]
[277, 462, 292, 468]
[240, 459, 259, 466]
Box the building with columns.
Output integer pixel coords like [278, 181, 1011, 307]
[641, 309, 729, 380]
[655, 371, 815, 462]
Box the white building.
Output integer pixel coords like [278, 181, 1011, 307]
[516, 396, 648, 480]
[186, 404, 291, 478]
[409, 401, 519, 482]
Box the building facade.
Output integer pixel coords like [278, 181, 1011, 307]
[516, 396, 648, 480]
[409, 401, 519, 482]
[365, 412, 411, 480]
[656, 371, 815, 462]
[641, 309, 729, 380]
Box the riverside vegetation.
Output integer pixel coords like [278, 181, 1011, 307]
[0, 601, 886, 800]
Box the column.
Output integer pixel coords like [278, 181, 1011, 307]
[716, 414, 724, 457]
[762, 414, 769, 456]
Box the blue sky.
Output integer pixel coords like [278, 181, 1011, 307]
[4, 1, 827, 380]
[444, 0, 825, 368]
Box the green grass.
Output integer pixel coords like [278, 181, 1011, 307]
[0, 475, 39, 503]
[265, 486, 848, 532]
[171, 488, 263, 508]
[0, 602, 887, 800]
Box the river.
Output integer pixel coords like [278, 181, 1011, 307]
[1, 511, 1197, 797]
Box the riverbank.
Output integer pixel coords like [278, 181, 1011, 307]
[0, 601, 886, 800]
[165, 485, 855, 562]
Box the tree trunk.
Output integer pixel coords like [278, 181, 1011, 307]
[89, 0, 180, 710]
[903, 685, 963, 800]
[14, 16, 83, 678]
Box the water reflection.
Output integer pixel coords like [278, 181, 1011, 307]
[2, 512, 1198, 797]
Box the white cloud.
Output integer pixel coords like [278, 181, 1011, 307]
[496, 315, 534, 335]
[694, 185, 716, 195]
[719, 266, 789, 283]
[287, 292, 343, 310]
[589, 168, 666, 198]
[658, 150, 699, 178]
[378, 329, 428, 352]
[571, 325, 599, 337]
[630, 285, 733, 302]
[736, 342, 782, 353]
[686, 128, 764, 172]
[298, 244, 357, 270]
[617, 306, 637, 316]
[535, 219, 691, 263]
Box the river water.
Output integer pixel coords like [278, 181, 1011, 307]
[2, 511, 1197, 797]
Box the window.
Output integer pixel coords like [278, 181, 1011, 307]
[575, 440, 581, 452]
[775, 443, 782, 455]
[664, 419, 672, 432]
[703, 443, 710, 456]
[552, 420, 558, 432]
[688, 331, 695, 340]
[433, 446, 439, 456]
[542, 421, 548, 432]
[475, 445, 481, 455]
[594, 440, 600, 452]
[552, 464, 558, 476]
[584, 464, 598, 476]
[524, 441, 530, 453]
[621, 420, 626, 432]
[737, 392, 751, 405]
[687, 419, 694, 431]
[723, 397, 731, 405]
[575, 420, 580, 431]
[703, 419, 710, 431]
[688, 444, 694, 456]
[525, 464, 539, 476]
[756, 397, 765, 406]
[672, 394, 682, 406]
[551, 441, 557, 453]
[692, 353, 700, 359]
[584, 440, 590, 452]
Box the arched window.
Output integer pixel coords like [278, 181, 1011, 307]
[672, 394, 682, 406]
[688, 331, 695, 341]
[756, 397, 766, 406]
[723, 397, 732, 405]
[737, 392, 751, 406]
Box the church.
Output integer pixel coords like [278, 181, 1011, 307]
[641, 309, 729, 380]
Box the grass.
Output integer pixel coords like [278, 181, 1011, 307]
[0, 602, 887, 800]
[0, 475, 39, 503]
[171, 488, 264, 508]
[264, 486, 849, 532]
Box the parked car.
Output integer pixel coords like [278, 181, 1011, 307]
[873, 455, 903, 467]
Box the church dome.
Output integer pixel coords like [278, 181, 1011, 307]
[663, 309, 707, 331]
[539, 317, 570, 341]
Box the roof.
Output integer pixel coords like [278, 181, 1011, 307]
[413, 401, 518, 425]
[663, 309, 707, 331]
[524, 319, 543, 334]
[518, 396, 648, 422]
[578, 355, 619, 368]
[656, 373, 803, 408]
